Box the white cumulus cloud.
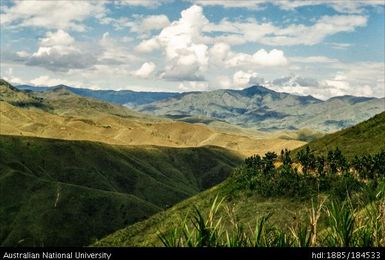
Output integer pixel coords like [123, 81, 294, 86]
[226, 49, 288, 68]
[135, 38, 161, 53]
[26, 30, 96, 71]
[141, 15, 170, 31]
[131, 62, 156, 78]
[156, 5, 210, 81]
[233, 70, 265, 88]
[0, 1, 105, 31]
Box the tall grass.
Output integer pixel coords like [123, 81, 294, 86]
[159, 186, 385, 247]
[159, 148, 385, 247]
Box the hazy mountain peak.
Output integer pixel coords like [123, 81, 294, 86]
[51, 84, 71, 91]
[327, 95, 376, 104]
[49, 85, 76, 95]
[241, 85, 276, 96]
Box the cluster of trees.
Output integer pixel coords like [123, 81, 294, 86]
[245, 147, 385, 178]
[239, 147, 385, 198]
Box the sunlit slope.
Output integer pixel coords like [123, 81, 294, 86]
[1, 81, 305, 157]
[296, 112, 385, 158]
[0, 135, 241, 246]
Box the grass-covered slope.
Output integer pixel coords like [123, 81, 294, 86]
[0, 79, 49, 110]
[0, 135, 241, 246]
[95, 113, 385, 247]
[299, 112, 385, 158]
[93, 175, 307, 247]
[95, 149, 385, 247]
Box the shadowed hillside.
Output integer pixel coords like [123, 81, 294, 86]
[0, 135, 241, 246]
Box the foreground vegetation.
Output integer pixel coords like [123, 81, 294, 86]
[159, 194, 385, 247]
[158, 147, 385, 247]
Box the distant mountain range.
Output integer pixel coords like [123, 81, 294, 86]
[16, 84, 180, 108]
[16, 84, 385, 132]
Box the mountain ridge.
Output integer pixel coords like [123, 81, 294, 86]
[18, 82, 381, 103]
[136, 86, 383, 132]
[15, 82, 384, 132]
[16, 83, 181, 107]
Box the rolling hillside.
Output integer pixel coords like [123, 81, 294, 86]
[1, 80, 306, 157]
[0, 79, 48, 110]
[0, 135, 241, 246]
[94, 111, 385, 246]
[297, 111, 385, 158]
[93, 179, 309, 247]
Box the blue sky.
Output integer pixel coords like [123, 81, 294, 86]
[0, 0, 384, 99]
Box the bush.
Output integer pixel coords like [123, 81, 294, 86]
[329, 175, 362, 200]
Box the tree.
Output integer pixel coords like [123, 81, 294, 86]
[263, 152, 278, 174]
[327, 147, 348, 175]
[315, 156, 325, 176]
[245, 154, 263, 170]
[296, 146, 315, 175]
[280, 149, 292, 167]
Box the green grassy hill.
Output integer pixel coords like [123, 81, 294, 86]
[0, 135, 241, 246]
[95, 112, 385, 247]
[296, 112, 385, 158]
[93, 178, 308, 246]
